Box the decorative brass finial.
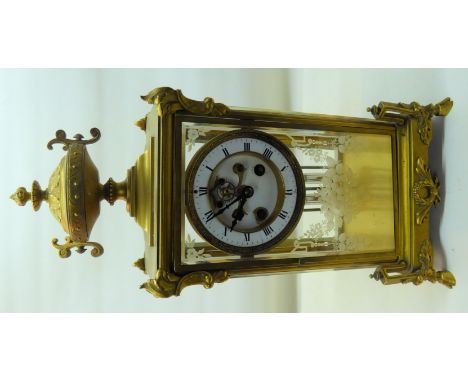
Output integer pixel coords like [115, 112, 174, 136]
[10, 181, 47, 211]
[11, 128, 133, 259]
[434, 97, 453, 116]
[134, 258, 146, 272]
[135, 117, 147, 131]
[10, 187, 30, 207]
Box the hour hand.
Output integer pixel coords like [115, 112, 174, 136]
[230, 197, 247, 232]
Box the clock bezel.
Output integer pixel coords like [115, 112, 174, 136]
[185, 128, 306, 256]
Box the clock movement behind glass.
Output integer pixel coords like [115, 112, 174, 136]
[10, 87, 456, 298]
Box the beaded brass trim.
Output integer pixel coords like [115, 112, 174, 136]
[66, 143, 88, 241]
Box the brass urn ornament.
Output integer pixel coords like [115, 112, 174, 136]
[11, 87, 456, 298]
[11, 128, 131, 258]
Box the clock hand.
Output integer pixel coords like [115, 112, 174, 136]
[230, 197, 247, 232]
[212, 184, 254, 220]
[233, 163, 245, 189]
[229, 186, 254, 232]
[211, 193, 243, 219]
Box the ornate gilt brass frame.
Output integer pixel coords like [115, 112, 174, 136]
[11, 86, 456, 298]
[136, 88, 455, 298]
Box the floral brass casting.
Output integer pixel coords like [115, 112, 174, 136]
[413, 158, 440, 225]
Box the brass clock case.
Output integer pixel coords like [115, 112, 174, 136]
[10, 86, 457, 298]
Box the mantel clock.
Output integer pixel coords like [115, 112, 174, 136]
[11, 87, 456, 298]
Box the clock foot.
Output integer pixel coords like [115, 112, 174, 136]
[370, 241, 456, 288]
[140, 269, 230, 298]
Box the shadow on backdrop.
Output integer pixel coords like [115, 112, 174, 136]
[429, 116, 447, 271]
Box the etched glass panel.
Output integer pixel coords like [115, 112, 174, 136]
[180, 122, 395, 265]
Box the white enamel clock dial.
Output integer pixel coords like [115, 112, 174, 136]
[185, 129, 305, 255]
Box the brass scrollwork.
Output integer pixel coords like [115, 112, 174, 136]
[176, 271, 229, 295]
[406, 240, 456, 288]
[141, 87, 230, 117]
[139, 270, 181, 298]
[368, 97, 453, 145]
[140, 269, 229, 298]
[413, 158, 440, 225]
[414, 106, 433, 145]
[47, 128, 101, 150]
[51, 236, 104, 258]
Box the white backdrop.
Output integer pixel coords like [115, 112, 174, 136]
[1, 69, 467, 312]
